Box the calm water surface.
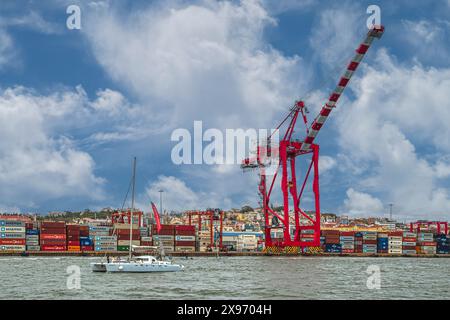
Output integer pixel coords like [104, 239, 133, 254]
[0, 256, 448, 299]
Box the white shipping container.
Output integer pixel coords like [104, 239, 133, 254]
[175, 246, 195, 252]
[117, 240, 140, 246]
[388, 249, 402, 254]
[0, 226, 25, 233]
[0, 245, 26, 251]
[175, 235, 195, 241]
[141, 236, 152, 242]
[26, 245, 40, 251]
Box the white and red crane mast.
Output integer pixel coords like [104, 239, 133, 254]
[242, 25, 384, 250]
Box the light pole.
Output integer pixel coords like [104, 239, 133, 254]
[159, 189, 164, 223]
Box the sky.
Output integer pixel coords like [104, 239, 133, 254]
[0, 0, 450, 221]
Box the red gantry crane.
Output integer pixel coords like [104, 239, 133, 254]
[242, 26, 384, 250]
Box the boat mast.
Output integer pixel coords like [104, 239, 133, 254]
[129, 157, 136, 261]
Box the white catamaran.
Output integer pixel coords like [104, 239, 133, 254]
[91, 157, 184, 273]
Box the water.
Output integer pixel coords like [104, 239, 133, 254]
[0, 256, 449, 299]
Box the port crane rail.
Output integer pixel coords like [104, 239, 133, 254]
[241, 26, 384, 249]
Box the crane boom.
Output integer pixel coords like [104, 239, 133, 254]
[300, 25, 384, 152]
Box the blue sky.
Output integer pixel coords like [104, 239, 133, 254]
[1, 0, 450, 221]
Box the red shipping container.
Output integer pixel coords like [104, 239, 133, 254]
[40, 239, 67, 245]
[389, 231, 403, 236]
[118, 234, 140, 240]
[81, 246, 94, 251]
[67, 235, 80, 241]
[325, 238, 340, 244]
[342, 249, 354, 253]
[41, 245, 66, 251]
[419, 242, 436, 246]
[25, 223, 34, 230]
[403, 237, 417, 242]
[175, 225, 196, 232]
[67, 240, 80, 246]
[321, 230, 340, 235]
[175, 230, 196, 236]
[340, 231, 355, 236]
[175, 241, 195, 246]
[40, 234, 66, 240]
[0, 239, 26, 245]
[402, 245, 416, 250]
[41, 228, 66, 234]
[67, 229, 80, 235]
[41, 222, 66, 228]
[140, 241, 153, 246]
[363, 240, 377, 245]
[66, 224, 80, 230]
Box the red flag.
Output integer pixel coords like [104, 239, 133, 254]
[151, 202, 162, 233]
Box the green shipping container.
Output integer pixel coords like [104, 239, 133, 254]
[117, 245, 130, 251]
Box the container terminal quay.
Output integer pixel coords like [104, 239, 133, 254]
[0, 209, 449, 257]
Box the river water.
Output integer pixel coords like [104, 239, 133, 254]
[0, 256, 448, 299]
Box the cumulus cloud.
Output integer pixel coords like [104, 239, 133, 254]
[400, 19, 450, 64]
[144, 175, 233, 211]
[0, 85, 141, 209]
[309, 2, 363, 70]
[344, 188, 383, 216]
[83, 0, 306, 130]
[0, 28, 15, 70]
[335, 49, 450, 218]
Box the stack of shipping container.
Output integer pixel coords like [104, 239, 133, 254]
[322, 230, 341, 253]
[66, 224, 81, 252]
[402, 232, 417, 255]
[115, 224, 140, 251]
[197, 230, 211, 252]
[299, 229, 315, 244]
[0, 220, 26, 252]
[79, 225, 93, 251]
[175, 225, 196, 253]
[354, 232, 363, 253]
[388, 231, 403, 254]
[40, 221, 66, 251]
[89, 225, 116, 252]
[340, 231, 355, 254]
[25, 222, 40, 251]
[436, 234, 449, 254]
[153, 224, 175, 253]
[377, 232, 388, 253]
[236, 234, 258, 252]
[362, 232, 377, 254]
[417, 232, 436, 254]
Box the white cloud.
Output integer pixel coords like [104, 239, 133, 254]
[144, 175, 233, 211]
[344, 188, 383, 216]
[0, 11, 61, 34]
[319, 155, 336, 174]
[400, 19, 449, 64]
[83, 0, 305, 130]
[335, 49, 450, 219]
[262, 0, 316, 14]
[309, 3, 362, 70]
[0, 28, 15, 70]
[0, 86, 139, 209]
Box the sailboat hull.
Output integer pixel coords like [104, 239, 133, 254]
[90, 262, 107, 272]
[105, 262, 184, 273]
